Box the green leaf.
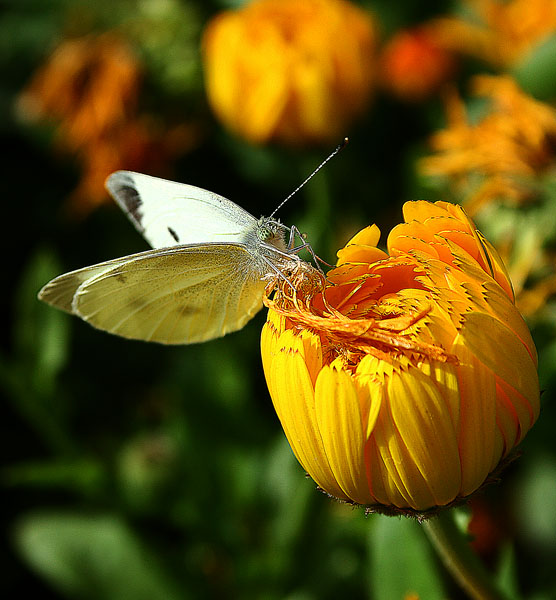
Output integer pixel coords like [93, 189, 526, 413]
[3, 458, 105, 496]
[265, 436, 315, 551]
[495, 544, 521, 600]
[513, 34, 556, 100]
[367, 515, 446, 600]
[512, 455, 556, 551]
[14, 248, 70, 386]
[0, 249, 73, 453]
[14, 511, 185, 600]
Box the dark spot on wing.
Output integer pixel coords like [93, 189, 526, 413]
[168, 226, 180, 243]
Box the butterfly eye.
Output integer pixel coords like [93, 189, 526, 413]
[257, 220, 277, 241]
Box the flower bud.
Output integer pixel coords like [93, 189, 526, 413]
[261, 201, 539, 515]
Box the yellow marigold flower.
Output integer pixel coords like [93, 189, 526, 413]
[428, 0, 556, 67]
[261, 201, 539, 515]
[202, 0, 376, 145]
[379, 27, 457, 102]
[421, 75, 556, 213]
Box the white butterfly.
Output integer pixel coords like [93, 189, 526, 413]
[38, 171, 310, 344]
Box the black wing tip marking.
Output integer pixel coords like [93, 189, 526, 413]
[105, 172, 144, 231]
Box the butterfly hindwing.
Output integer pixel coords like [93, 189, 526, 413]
[70, 244, 268, 344]
[38, 254, 147, 313]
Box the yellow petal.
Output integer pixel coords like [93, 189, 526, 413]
[494, 383, 520, 456]
[354, 355, 384, 438]
[473, 280, 537, 367]
[314, 365, 373, 504]
[345, 224, 382, 248]
[474, 230, 514, 301]
[298, 328, 323, 388]
[387, 363, 462, 508]
[336, 225, 387, 266]
[496, 378, 538, 445]
[269, 329, 348, 501]
[452, 333, 498, 495]
[402, 200, 451, 222]
[458, 312, 539, 413]
[371, 402, 433, 509]
[417, 360, 461, 437]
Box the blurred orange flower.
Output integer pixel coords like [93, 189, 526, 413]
[202, 0, 376, 145]
[19, 34, 141, 150]
[379, 27, 457, 102]
[421, 76, 556, 316]
[429, 0, 556, 67]
[262, 201, 539, 514]
[421, 75, 556, 213]
[18, 33, 198, 216]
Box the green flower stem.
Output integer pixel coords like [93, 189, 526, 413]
[422, 510, 507, 600]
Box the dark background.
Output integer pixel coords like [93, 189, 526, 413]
[2, 1, 556, 598]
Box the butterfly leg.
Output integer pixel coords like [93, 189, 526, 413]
[259, 253, 297, 292]
[287, 225, 334, 275]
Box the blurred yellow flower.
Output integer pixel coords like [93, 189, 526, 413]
[202, 0, 376, 145]
[379, 26, 457, 102]
[18, 34, 198, 216]
[421, 75, 556, 213]
[429, 0, 556, 67]
[261, 201, 539, 514]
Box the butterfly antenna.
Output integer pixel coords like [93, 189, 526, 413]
[269, 137, 349, 219]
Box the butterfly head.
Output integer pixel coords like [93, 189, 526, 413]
[257, 217, 288, 251]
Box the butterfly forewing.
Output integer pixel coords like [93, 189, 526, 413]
[106, 171, 258, 249]
[71, 244, 269, 344]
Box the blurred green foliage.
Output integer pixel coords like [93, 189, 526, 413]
[2, 0, 556, 599]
